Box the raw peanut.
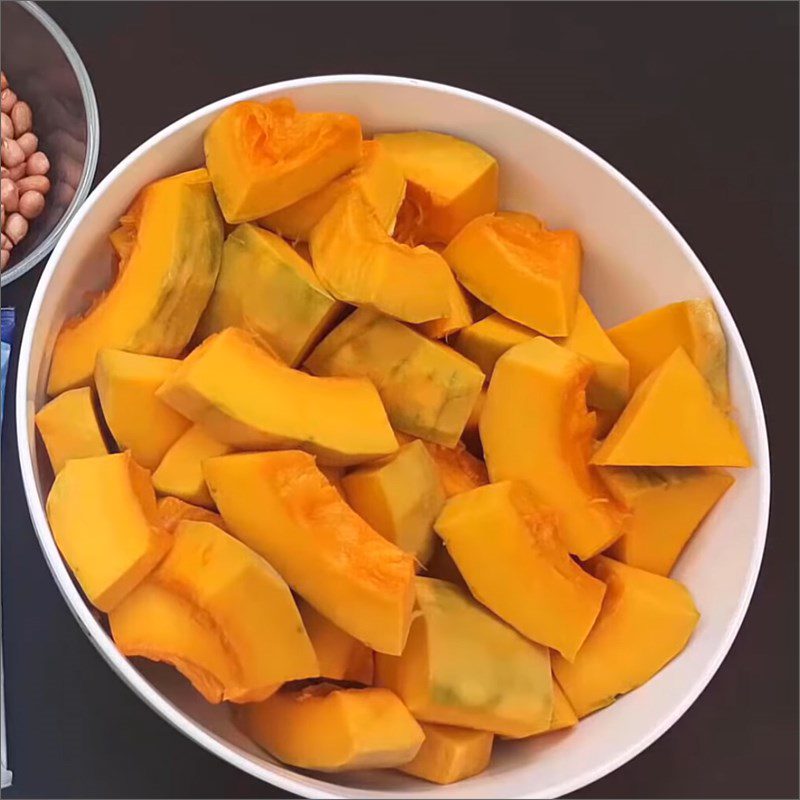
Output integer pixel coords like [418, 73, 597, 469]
[7, 163, 26, 181]
[17, 132, 38, 157]
[1, 112, 12, 140]
[1, 233, 10, 250]
[10, 101, 32, 137]
[17, 174, 50, 195]
[1, 177, 19, 212]
[1, 249, 9, 270]
[1, 138, 25, 168]
[5, 212, 28, 244]
[19, 190, 45, 219]
[26, 151, 50, 175]
[0, 204, 4, 226]
[0, 89, 16, 113]
[0, 72, 7, 91]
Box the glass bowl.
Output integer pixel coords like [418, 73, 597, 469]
[1, 0, 99, 286]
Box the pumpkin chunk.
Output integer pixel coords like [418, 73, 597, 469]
[150, 520, 319, 702]
[556, 295, 629, 412]
[47, 169, 223, 395]
[35, 387, 109, 474]
[481, 337, 626, 559]
[152, 425, 233, 508]
[501, 677, 578, 739]
[435, 481, 606, 660]
[608, 299, 729, 408]
[46, 452, 171, 612]
[553, 556, 699, 718]
[203, 450, 416, 655]
[195, 223, 344, 366]
[309, 189, 456, 323]
[549, 681, 579, 731]
[592, 347, 750, 467]
[95, 350, 191, 469]
[453, 312, 537, 377]
[298, 599, 374, 685]
[342, 440, 446, 565]
[600, 466, 734, 575]
[306, 308, 484, 447]
[444, 212, 580, 336]
[416, 276, 474, 340]
[375, 577, 553, 738]
[156, 496, 227, 533]
[422, 440, 488, 498]
[237, 683, 424, 772]
[377, 131, 498, 244]
[260, 140, 405, 240]
[204, 98, 362, 223]
[157, 327, 397, 466]
[109, 580, 242, 704]
[400, 722, 493, 785]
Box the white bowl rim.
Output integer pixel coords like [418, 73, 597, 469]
[15, 73, 771, 799]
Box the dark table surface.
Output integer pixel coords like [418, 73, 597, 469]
[2, 2, 798, 798]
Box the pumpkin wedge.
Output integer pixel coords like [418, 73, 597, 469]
[194, 223, 344, 366]
[204, 98, 362, 223]
[377, 131, 498, 244]
[48, 169, 223, 395]
[157, 327, 398, 466]
[148, 520, 319, 702]
[309, 189, 456, 324]
[204, 450, 416, 655]
[46, 452, 171, 612]
[35, 387, 109, 474]
[481, 337, 626, 559]
[608, 299, 729, 408]
[553, 556, 700, 718]
[297, 599, 374, 685]
[375, 577, 553, 737]
[260, 140, 405, 240]
[400, 722, 494, 785]
[592, 347, 750, 467]
[94, 350, 191, 469]
[435, 481, 606, 660]
[237, 683, 424, 772]
[306, 308, 484, 447]
[444, 212, 581, 336]
[600, 466, 735, 575]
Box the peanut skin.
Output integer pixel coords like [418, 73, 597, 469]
[1, 138, 25, 168]
[26, 151, 50, 176]
[0, 89, 17, 114]
[10, 101, 32, 137]
[5, 212, 28, 245]
[1, 177, 19, 212]
[17, 132, 38, 157]
[0, 112, 12, 140]
[19, 190, 45, 219]
[16, 174, 50, 195]
[6, 163, 26, 181]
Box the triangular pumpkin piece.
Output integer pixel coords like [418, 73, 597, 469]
[557, 295, 630, 412]
[592, 347, 750, 467]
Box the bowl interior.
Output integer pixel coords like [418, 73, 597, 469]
[17, 77, 769, 798]
[1, 0, 98, 285]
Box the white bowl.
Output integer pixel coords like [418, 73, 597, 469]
[16, 75, 770, 798]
